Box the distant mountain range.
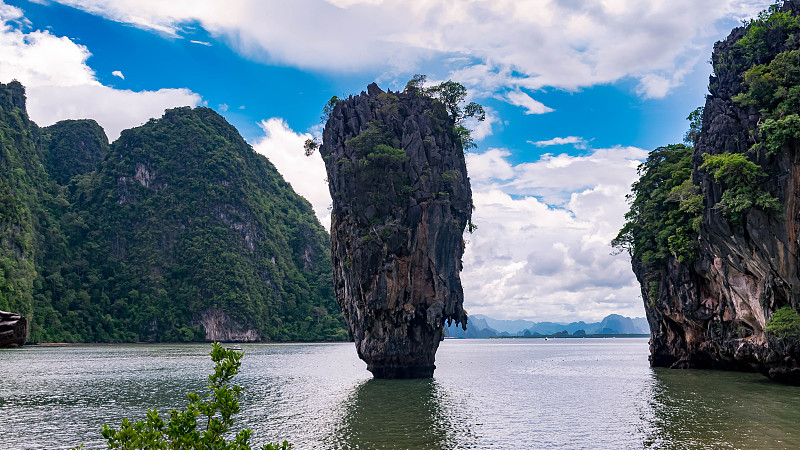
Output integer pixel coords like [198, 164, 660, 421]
[446, 314, 649, 338]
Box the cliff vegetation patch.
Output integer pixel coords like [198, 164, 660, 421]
[700, 152, 781, 224]
[612, 143, 701, 266]
[766, 305, 800, 340]
[735, 49, 800, 155]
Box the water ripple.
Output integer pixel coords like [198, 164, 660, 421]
[1, 339, 799, 449]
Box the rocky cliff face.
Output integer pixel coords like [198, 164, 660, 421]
[320, 83, 471, 378]
[193, 307, 261, 342]
[0, 310, 26, 347]
[638, 1, 800, 383]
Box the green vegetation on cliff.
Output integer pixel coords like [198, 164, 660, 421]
[0, 81, 346, 343]
[736, 48, 800, 155]
[612, 144, 701, 266]
[726, 4, 800, 158]
[700, 152, 780, 224]
[616, 4, 797, 270]
[405, 75, 485, 150]
[766, 305, 800, 340]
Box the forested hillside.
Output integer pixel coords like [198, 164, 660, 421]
[0, 80, 346, 343]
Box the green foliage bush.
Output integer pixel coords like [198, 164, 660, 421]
[727, 5, 800, 160]
[766, 305, 800, 340]
[402, 74, 485, 150]
[78, 343, 292, 450]
[735, 5, 800, 67]
[345, 121, 413, 208]
[613, 144, 701, 265]
[684, 107, 704, 146]
[734, 49, 800, 156]
[367, 144, 408, 164]
[321, 96, 341, 123]
[700, 152, 781, 224]
[711, 2, 800, 91]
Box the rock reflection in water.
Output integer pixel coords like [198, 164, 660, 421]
[644, 368, 800, 449]
[329, 378, 467, 449]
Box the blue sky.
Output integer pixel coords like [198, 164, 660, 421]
[0, 0, 775, 322]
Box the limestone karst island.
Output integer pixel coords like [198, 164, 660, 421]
[320, 81, 473, 378]
[2, 0, 800, 448]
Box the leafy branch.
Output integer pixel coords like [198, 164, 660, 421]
[82, 343, 293, 450]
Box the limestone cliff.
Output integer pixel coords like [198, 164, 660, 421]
[0, 310, 26, 347]
[320, 83, 471, 378]
[635, 1, 800, 383]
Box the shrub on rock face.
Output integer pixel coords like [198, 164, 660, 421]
[612, 144, 701, 267]
[699, 152, 781, 225]
[767, 306, 800, 340]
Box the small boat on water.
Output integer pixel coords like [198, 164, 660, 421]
[226, 346, 243, 351]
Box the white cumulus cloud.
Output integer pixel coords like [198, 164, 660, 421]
[47, 0, 773, 101]
[26, 85, 201, 141]
[529, 136, 589, 149]
[462, 145, 648, 321]
[0, 1, 201, 140]
[0, 4, 96, 87]
[504, 90, 554, 115]
[252, 118, 332, 229]
[111, 70, 124, 79]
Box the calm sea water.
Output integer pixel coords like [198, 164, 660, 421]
[1, 338, 799, 449]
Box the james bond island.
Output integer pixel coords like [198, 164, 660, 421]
[318, 80, 480, 378]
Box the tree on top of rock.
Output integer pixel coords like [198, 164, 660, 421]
[404, 74, 486, 149]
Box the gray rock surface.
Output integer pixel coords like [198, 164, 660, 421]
[320, 83, 471, 378]
[193, 307, 261, 342]
[0, 311, 27, 347]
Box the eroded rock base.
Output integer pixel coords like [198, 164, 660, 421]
[0, 311, 27, 348]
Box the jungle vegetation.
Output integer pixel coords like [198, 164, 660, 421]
[0, 81, 346, 343]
